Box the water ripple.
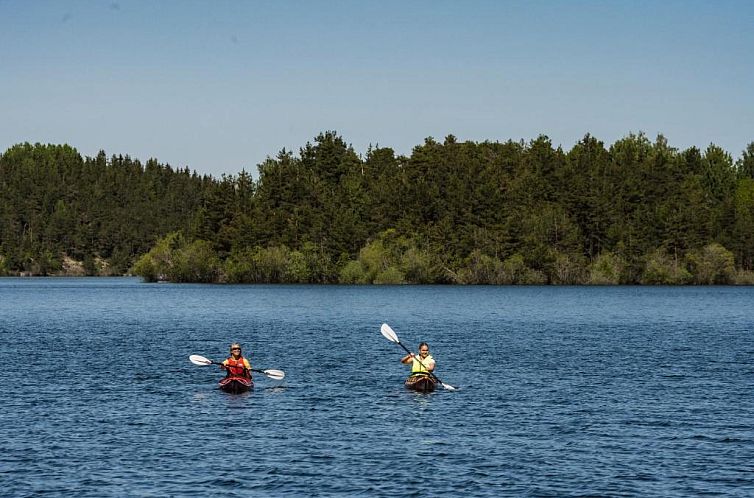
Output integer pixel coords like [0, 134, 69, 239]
[1, 280, 753, 496]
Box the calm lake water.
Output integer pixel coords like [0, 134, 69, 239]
[1, 278, 753, 497]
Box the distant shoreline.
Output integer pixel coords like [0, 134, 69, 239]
[3, 274, 753, 286]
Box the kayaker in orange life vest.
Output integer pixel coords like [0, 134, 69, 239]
[220, 343, 252, 380]
[400, 342, 435, 375]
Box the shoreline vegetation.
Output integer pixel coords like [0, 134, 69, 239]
[2, 132, 754, 285]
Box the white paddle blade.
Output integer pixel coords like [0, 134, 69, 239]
[380, 323, 400, 344]
[262, 369, 285, 380]
[189, 354, 213, 366]
[441, 382, 458, 391]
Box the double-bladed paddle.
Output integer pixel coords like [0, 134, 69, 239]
[380, 323, 457, 391]
[189, 354, 285, 381]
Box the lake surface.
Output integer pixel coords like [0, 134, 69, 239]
[1, 278, 753, 497]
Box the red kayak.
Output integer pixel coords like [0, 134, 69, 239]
[404, 374, 437, 393]
[218, 376, 253, 394]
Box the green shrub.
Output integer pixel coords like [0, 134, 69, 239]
[687, 243, 735, 284]
[223, 255, 254, 283]
[551, 252, 587, 284]
[519, 268, 548, 285]
[339, 260, 367, 284]
[286, 250, 311, 283]
[0, 254, 8, 276]
[169, 240, 220, 283]
[374, 266, 405, 284]
[131, 253, 159, 282]
[131, 232, 222, 283]
[641, 249, 691, 284]
[131, 231, 185, 281]
[401, 247, 439, 284]
[359, 239, 390, 282]
[458, 250, 503, 284]
[254, 246, 289, 283]
[501, 254, 528, 284]
[588, 251, 625, 285]
[733, 269, 754, 285]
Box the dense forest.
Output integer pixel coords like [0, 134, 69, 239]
[1, 132, 754, 284]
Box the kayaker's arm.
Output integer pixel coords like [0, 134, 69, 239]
[400, 353, 414, 364]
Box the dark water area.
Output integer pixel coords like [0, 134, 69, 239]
[1, 278, 753, 497]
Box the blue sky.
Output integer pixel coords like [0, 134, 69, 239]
[1, 0, 752, 178]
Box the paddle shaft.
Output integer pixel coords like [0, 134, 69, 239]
[207, 359, 262, 375]
[220, 362, 268, 376]
[190, 354, 284, 380]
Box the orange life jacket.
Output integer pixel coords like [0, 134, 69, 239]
[225, 357, 251, 378]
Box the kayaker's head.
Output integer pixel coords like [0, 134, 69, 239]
[229, 343, 243, 358]
[418, 342, 430, 358]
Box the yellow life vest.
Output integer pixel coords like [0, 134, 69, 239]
[411, 354, 434, 374]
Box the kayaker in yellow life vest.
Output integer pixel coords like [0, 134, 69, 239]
[400, 342, 435, 376]
[221, 343, 252, 380]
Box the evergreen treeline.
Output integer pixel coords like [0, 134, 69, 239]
[2, 133, 754, 284]
[0, 143, 211, 275]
